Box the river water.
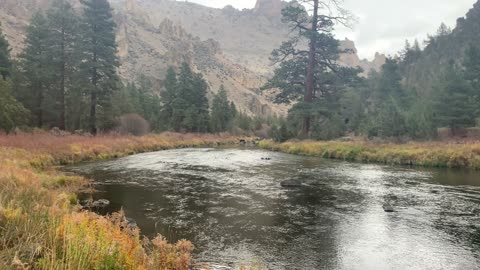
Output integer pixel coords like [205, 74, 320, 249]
[67, 148, 480, 269]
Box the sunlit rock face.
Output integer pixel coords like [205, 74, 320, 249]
[0, 0, 384, 116]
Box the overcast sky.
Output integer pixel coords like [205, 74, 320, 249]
[180, 0, 476, 60]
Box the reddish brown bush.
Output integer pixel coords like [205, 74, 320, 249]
[118, 113, 150, 136]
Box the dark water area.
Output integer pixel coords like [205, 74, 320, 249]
[66, 148, 480, 269]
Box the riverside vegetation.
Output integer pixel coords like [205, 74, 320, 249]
[0, 132, 242, 269]
[259, 139, 480, 169]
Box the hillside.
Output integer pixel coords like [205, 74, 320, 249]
[0, 0, 386, 116]
[403, 0, 480, 97]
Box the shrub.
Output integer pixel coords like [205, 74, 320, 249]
[118, 114, 150, 136]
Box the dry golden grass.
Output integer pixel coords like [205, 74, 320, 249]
[0, 132, 242, 269]
[259, 139, 480, 169]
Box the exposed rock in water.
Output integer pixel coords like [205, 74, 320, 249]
[120, 217, 137, 230]
[280, 179, 302, 188]
[92, 199, 110, 208]
[82, 199, 110, 209]
[383, 204, 395, 212]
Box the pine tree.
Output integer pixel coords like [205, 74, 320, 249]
[18, 12, 51, 128]
[191, 73, 210, 132]
[0, 23, 11, 81]
[160, 67, 178, 129]
[80, 0, 119, 135]
[376, 59, 408, 105]
[170, 63, 210, 132]
[229, 101, 237, 119]
[464, 44, 480, 94]
[373, 59, 409, 137]
[47, 0, 81, 130]
[435, 61, 476, 135]
[264, 0, 355, 136]
[0, 30, 29, 132]
[0, 80, 29, 132]
[437, 22, 452, 37]
[210, 85, 232, 132]
[172, 63, 192, 132]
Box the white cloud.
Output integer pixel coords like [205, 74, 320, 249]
[180, 0, 477, 59]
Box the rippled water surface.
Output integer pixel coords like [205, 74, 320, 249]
[67, 148, 480, 269]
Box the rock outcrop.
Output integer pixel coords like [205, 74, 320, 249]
[253, 0, 287, 19]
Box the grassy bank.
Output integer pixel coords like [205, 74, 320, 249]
[0, 132, 242, 270]
[259, 139, 480, 169]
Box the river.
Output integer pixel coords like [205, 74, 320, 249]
[67, 148, 480, 269]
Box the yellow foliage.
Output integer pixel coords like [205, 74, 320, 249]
[259, 139, 480, 169]
[0, 132, 242, 269]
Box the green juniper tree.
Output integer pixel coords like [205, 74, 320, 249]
[80, 0, 119, 135]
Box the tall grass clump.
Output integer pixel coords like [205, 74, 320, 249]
[0, 132, 242, 269]
[259, 139, 480, 169]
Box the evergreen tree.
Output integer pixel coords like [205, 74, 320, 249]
[47, 0, 81, 130]
[170, 63, 210, 133]
[172, 63, 192, 132]
[0, 23, 11, 81]
[0, 32, 29, 132]
[435, 61, 476, 135]
[211, 85, 233, 132]
[192, 73, 210, 132]
[160, 67, 178, 129]
[264, 0, 355, 136]
[80, 0, 119, 135]
[18, 12, 51, 128]
[464, 44, 480, 95]
[373, 59, 409, 137]
[0, 80, 29, 132]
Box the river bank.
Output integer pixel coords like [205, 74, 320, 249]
[0, 132, 242, 270]
[259, 139, 480, 169]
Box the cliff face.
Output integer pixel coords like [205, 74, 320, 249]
[1, 0, 385, 116]
[340, 38, 387, 76]
[253, 0, 288, 19]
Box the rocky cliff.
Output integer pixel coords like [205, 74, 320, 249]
[0, 0, 385, 116]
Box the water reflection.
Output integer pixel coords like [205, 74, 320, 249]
[67, 148, 480, 269]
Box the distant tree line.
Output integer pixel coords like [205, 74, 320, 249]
[265, 1, 480, 142]
[0, 0, 267, 135]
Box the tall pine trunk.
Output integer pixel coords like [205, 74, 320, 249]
[90, 63, 98, 135]
[303, 0, 319, 137]
[89, 35, 98, 134]
[36, 83, 43, 128]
